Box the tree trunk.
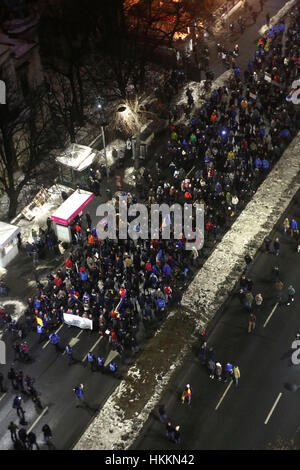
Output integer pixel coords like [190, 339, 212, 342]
[7, 190, 19, 221]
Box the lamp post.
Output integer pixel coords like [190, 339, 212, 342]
[117, 105, 141, 170]
[97, 98, 109, 179]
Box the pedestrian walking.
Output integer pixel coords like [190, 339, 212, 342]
[283, 218, 290, 234]
[244, 254, 252, 273]
[158, 404, 167, 423]
[97, 356, 105, 373]
[207, 358, 215, 379]
[166, 421, 175, 441]
[87, 351, 97, 371]
[13, 342, 21, 361]
[233, 366, 240, 386]
[85, 212, 92, 229]
[18, 428, 27, 449]
[8, 421, 18, 442]
[275, 279, 284, 302]
[108, 361, 117, 375]
[255, 293, 263, 309]
[248, 313, 256, 333]
[65, 344, 75, 365]
[16, 370, 25, 392]
[181, 384, 193, 405]
[73, 383, 84, 407]
[27, 431, 39, 450]
[273, 238, 280, 256]
[290, 217, 298, 237]
[272, 265, 280, 282]
[264, 236, 271, 253]
[215, 362, 223, 381]
[287, 285, 295, 306]
[173, 425, 181, 444]
[0, 371, 6, 393]
[244, 291, 254, 311]
[49, 332, 60, 352]
[42, 424, 53, 448]
[224, 362, 233, 382]
[7, 366, 18, 390]
[12, 395, 26, 424]
[37, 322, 45, 343]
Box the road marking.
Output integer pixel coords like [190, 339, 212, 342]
[264, 393, 282, 424]
[27, 406, 49, 433]
[42, 324, 64, 349]
[263, 303, 279, 328]
[104, 350, 119, 367]
[62, 330, 83, 355]
[0, 393, 6, 402]
[186, 166, 195, 177]
[82, 336, 103, 362]
[215, 380, 233, 410]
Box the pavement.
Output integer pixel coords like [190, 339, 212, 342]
[131, 186, 300, 450]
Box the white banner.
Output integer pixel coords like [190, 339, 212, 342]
[63, 313, 93, 330]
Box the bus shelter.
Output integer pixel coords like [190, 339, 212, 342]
[55, 143, 97, 189]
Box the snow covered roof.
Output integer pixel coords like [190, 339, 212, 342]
[55, 144, 96, 172]
[0, 221, 20, 248]
[51, 189, 94, 226]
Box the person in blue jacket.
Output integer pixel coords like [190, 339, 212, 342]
[254, 157, 262, 169]
[49, 332, 60, 352]
[290, 217, 298, 237]
[73, 383, 84, 407]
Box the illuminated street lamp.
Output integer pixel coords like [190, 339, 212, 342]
[97, 98, 109, 179]
[117, 104, 141, 170]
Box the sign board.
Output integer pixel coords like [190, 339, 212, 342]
[249, 92, 257, 100]
[21, 206, 35, 221]
[63, 313, 93, 330]
[264, 73, 272, 83]
[55, 223, 71, 243]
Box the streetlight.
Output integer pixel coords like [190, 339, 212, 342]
[117, 105, 141, 170]
[97, 98, 109, 179]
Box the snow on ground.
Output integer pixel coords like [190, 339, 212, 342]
[75, 5, 300, 448]
[175, 69, 233, 120]
[16, 184, 73, 244]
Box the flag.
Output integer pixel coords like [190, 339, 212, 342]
[156, 249, 163, 263]
[69, 288, 79, 301]
[113, 289, 127, 316]
[35, 316, 43, 327]
[162, 214, 171, 229]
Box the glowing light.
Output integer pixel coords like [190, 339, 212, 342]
[173, 31, 188, 40]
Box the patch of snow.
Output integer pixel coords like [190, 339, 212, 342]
[259, 0, 298, 35]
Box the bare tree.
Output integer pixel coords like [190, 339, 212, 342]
[44, 73, 79, 144]
[0, 88, 54, 219]
[38, 0, 98, 126]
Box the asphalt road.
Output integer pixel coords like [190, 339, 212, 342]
[131, 186, 300, 451]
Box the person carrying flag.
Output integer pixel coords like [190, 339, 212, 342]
[181, 384, 193, 405]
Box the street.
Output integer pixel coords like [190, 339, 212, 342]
[0, 0, 298, 452]
[132, 187, 300, 450]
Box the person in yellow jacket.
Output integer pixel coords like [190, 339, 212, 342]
[233, 366, 240, 386]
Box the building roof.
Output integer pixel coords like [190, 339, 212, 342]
[55, 144, 97, 172]
[51, 189, 94, 226]
[0, 221, 20, 248]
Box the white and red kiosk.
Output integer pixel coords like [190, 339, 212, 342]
[51, 189, 94, 243]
